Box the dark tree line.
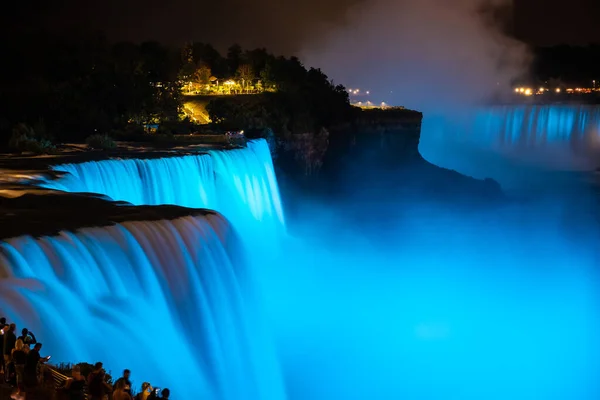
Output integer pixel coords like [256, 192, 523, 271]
[0, 32, 183, 145]
[0, 32, 351, 150]
[205, 56, 351, 135]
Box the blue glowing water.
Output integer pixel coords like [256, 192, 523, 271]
[42, 139, 285, 238]
[2, 123, 600, 400]
[420, 104, 600, 190]
[41, 154, 215, 208]
[1, 139, 286, 399]
[0, 214, 286, 400]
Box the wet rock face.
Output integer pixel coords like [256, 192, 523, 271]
[0, 192, 217, 240]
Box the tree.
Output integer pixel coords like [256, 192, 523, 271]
[194, 63, 212, 86]
[260, 63, 276, 91]
[236, 64, 254, 93]
[227, 44, 243, 76]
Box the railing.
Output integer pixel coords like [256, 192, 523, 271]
[46, 367, 89, 399]
[46, 367, 69, 389]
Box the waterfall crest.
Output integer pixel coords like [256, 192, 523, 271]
[470, 105, 600, 147]
[43, 154, 215, 208]
[41, 139, 285, 235]
[0, 214, 286, 400]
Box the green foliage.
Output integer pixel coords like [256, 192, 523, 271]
[86, 134, 117, 150]
[8, 123, 55, 154]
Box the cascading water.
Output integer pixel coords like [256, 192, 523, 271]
[43, 154, 216, 208]
[0, 214, 286, 400]
[469, 105, 600, 149]
[41, 139, 285, 239]
[419, 105, 600, 190]
[1, 139, 287, 399]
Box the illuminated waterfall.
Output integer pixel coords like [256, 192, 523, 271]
[43, 154, 216, 208]
[420, 105, 600, 189]
[0, 214, 286, 400]
[470, 105, 600, 146]
[41, 139, 285, 235]
[0, 139, 287, 399]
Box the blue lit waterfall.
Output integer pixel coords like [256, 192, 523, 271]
[0, 139, 287, 399]
[0, 214, 286, 400]
[41, 139, 285, 236]
[420, 105, 600, 190]
[469, 105, 600, 147]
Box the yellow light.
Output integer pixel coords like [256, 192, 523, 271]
[556, 88, 561, 93]
[519, 88, 525, 93]
[514, 88, 520, 93]
[539, 87, 545, 92]
[524, 88, 532, 96]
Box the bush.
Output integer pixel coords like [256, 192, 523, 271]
[54, 362, 113, 384]
[86, 134, 117, 150]
[8, 123, 55, 154]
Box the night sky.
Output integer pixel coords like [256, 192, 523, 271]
[4, 0, 600, 52]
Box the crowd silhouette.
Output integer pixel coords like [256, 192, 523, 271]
[1, 317, 171, 400]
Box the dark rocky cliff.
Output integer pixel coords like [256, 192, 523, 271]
[302, 107, 504, 206]
[324, 108, 423, 174]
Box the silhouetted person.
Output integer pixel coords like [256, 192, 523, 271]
[4, 323, 16, 373]
[11, 339, 27, 386]
[160, 388, 170, 399]
[88, 362, 112, 400]
[17, 329, 36, 348]
[0, 318, 6, 380]
[114, 369, 132, 396]
[112, 378, 131, 400]
[147, 388, 159, 400]
[59, 365, 86, 400]
[24, 342, 48, 386]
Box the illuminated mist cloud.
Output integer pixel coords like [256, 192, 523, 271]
[302, 0, 530, 112]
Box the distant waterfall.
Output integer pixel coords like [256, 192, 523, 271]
[41, 139, 285, 236]
[470, 105, 600, 147]
[420, 105, 600, 189]
[0, 214, 286, 400]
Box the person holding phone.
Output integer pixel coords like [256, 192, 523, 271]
[24, 343, 49, 386]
